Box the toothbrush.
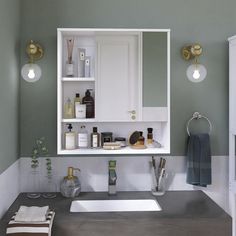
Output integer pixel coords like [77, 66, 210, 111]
[157, 168, 165, 191]
[151, 156, 159, 191]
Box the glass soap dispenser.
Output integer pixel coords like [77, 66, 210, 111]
[60, 167, 81, 198]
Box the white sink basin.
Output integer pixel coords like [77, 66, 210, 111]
[70, 199, 162, 212]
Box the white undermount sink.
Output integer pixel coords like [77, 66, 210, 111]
[70, 199, 162, 212]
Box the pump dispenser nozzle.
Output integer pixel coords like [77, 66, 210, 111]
[67, 123, 73, 132]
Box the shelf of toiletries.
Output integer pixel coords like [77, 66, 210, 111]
[60, 123, 168, 155]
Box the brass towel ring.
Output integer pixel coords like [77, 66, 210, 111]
[186, 112, 212, 136]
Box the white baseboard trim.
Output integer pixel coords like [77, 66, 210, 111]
[0, 160, 20, 219]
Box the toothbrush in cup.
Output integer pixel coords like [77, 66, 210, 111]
[151, 156, 159, 191]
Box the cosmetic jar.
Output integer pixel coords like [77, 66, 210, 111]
[101, 132, 113, 146]
[114, 137, 126, 147]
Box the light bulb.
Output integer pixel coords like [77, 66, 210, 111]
[28, 69, 36, 79]
[21, 63, 42, 82]
[192, 69, 200, 79]
[186, 64, 207, 83]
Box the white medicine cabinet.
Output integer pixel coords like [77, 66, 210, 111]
[57, 28, 170, 155]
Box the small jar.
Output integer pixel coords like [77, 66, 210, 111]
[114, 137, 126, 147]
[101, 132, 113, 146]
[137, 131, 145, 145]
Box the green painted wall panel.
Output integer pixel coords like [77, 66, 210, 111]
[0, 0, 20, 173]
[20, 0, 236, 156]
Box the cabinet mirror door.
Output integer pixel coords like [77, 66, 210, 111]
[142, 31, 169, 122]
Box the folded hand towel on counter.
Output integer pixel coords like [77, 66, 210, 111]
[6, 210, 55, 236]
[14, 206, 49, 222]
[186, 133, 212, 187]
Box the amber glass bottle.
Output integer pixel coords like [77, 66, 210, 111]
[82, 89, 94, 118]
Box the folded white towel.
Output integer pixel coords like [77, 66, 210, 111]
[14, 206, 49, 222]
[7, 210, 55, 236]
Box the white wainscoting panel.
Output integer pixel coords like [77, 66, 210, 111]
[20, 156, 229, 214]
[0, 160, 20, 219]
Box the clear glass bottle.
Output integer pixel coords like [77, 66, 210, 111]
[42, 175, 57, 199]
[91, 127, 100, 148]
[65, 61, 74, 77]
[64, 98, 74, 119]
[74, 93, 81, 109]
[27, 169, 41, 199]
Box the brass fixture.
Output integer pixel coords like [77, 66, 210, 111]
[181, 43, 203, 61]
[181, 43, 207, 83]
[21, 40, 44, 82]
[26, 40, 44, 63]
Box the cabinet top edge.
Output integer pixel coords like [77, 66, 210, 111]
[228, 35, 236, 42]
[57, 28, 171, 33]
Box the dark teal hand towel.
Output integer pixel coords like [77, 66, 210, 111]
[186, 133, 212, 187]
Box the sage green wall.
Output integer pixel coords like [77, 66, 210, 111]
[20, 0, 236, 156]
[0, 0, 20, 173]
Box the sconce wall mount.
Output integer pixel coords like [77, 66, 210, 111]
[181, 43, 207, 83]
[21, 40, 44, 83]
[182, 44, 203, 61]
[26, 40, 44, 62]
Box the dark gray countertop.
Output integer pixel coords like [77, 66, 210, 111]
[0, 191, 232, 236]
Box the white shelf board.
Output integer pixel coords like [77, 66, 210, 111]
[62, 77, 95, 82]
[58, 146, 170, 155]
[230, 128, 236, 135]
[62, 118, 97, 123]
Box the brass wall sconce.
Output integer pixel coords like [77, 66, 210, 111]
[21, 40, 44, 82]
[181, 43, 207, 83]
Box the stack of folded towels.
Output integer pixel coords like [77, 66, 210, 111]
[6, 206, 55, 236]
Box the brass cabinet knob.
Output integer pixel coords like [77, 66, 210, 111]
[131, 115, 136, 120]
[128, 110, 136, 115]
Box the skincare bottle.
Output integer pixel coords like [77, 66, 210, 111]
[78, 125, 88, 148]
[82, 89, 94, 118]
[74, 93, 80, 106]
[137, 131, 145, 145]
[65, 124, 76, 150]
[64, 98, 74, 119]
[147, 128, 153, 144]
[91, 127, 100, 148]
[78, 48, 86, 77]
[74, 93, 86, 119]
[85, 56, 91, 77]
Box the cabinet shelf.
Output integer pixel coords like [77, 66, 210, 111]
[62, 118, 97, 123]
[58, 146, 170, 155]
[62, 77, 95, 82]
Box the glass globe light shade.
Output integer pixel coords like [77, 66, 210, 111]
[186, 64, 207, 83]
[21, 63, 42, 82]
